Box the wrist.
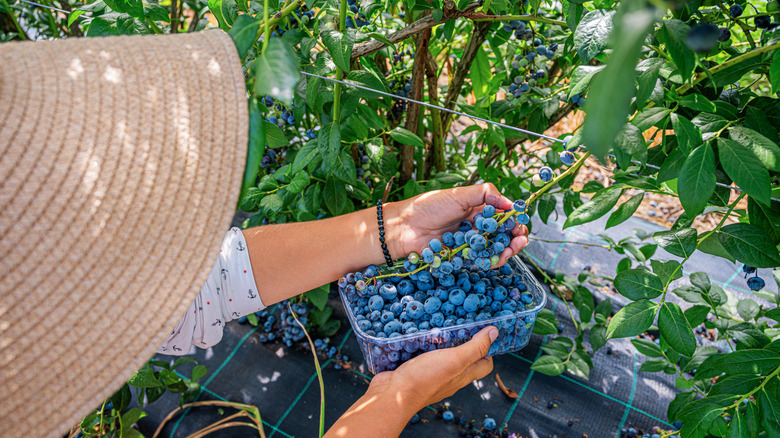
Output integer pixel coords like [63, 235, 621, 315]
[366, 374, 420, 419]
[381, 200, 408, 261]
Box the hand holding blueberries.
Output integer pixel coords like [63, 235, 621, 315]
[386, 182, 529, 268]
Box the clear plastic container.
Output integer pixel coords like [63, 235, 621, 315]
[338, 256, 547, 374]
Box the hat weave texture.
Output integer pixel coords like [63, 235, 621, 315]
[0, 30, 248, 436]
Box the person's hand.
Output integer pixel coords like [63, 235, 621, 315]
[385, 183, 529, 267]
[366, 326, 499, 414]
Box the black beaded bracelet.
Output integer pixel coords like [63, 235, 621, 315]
[376, 200, 394, 267]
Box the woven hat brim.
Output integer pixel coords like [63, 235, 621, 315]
[0, 30, 248, 436]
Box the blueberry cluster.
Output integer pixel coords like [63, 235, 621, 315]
[260, 148, 284, 171]
[392, 49, 414, 65]
[569, 93, 586, 108]
[387, 77, 411, 121]
[742, 264, 766, 291]
[346, 0, 370, 28]
[338, 204, 543, 372]
[238, 301, 349, 365]
[355, 142, 373, 189]
[502, 20, 532, 40]
[263, 96, 296, 127]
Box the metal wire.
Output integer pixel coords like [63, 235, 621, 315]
[307, 71, 780, 202]
[300, 71, 566, 144]
[18, 0, 70, 14]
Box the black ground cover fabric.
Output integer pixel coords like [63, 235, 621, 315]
[132, 207, 777, 438]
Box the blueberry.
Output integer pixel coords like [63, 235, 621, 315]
[482, 204, 496, 217]
[538, 166, 553, 182]
[513, 200, 526, 212]
[424, 297, 442, 314]
[463, 294, 480, 312]
[484, 418, 496, 430]
[442, 232, 455, 247]
[449, 289, 467, 306]
[742, 265, 756, 275]
[410, 413, 420, 424]
[747, 276, 765, 291]
[408, 252, 420, 264]
[519, 82, 530, 92]
[429, 238, 443, 253]
[406, 300, 424, 319]
[560, 151, 575, 165]
[482, 218, 498, 233]
[686, 23, 721, 52]
[516, 213, 530, 225]
[729, 4, 743, 17]
[368, 295, 384, 311]
[443, 411, 454, 421]
[718, 27, 731, 42]
[421, 248, 435, 264]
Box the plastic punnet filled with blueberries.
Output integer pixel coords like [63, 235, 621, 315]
[338, 201, 547, 374]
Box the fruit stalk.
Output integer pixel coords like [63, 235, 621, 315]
[470, 13, 568, 28]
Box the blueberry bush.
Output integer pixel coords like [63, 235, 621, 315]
[5, 0, 780, 436]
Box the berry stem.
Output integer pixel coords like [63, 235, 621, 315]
[288, 303, 326, 438]
[262, 0, 270, 51]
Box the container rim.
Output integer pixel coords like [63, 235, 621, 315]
[338, 255, 548, 345]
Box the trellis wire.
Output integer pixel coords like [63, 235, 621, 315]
[304, 72, 780, 202]
[18, 0, 70, 14]
[7, 0, 778, 202]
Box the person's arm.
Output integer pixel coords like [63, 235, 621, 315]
[324, 326, 499, 437]
[244, 183, 529, 306]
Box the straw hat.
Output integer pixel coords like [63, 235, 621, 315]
[0, 30, 248, 436]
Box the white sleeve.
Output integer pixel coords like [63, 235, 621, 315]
[157, 227, 265, 355]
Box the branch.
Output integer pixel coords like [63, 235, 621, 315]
[424, 51, 444, 177]
[350, 2, 480, 60]
[399, 27, 431, 185]
[468, 12, 568, 27]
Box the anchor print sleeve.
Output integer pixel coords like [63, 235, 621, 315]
[157, 227, 265, 355]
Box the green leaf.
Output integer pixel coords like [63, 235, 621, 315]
[582, 0, 656, 161]
[171, 357, 197, 370]
[657, 148, 686, 183]
[120, 408, 146, 429]
[252, 38, 301, 106]
[128, 363, 163, 388]
[711, 349, 780, 375]
[307, 284, 330, 311]
[191, 364, 208, 381]
[719, 223, 780, 268]
[240, 100, 265, 203]
[651, 259, 682, 285]
[470, 47, 491, 99]
[771, 51, 780, 94]
[631, 338, 664, 357]
[671, 113, 702, 156]
[323, 178, 346, 216]
[684, 305, 710, 327]
[531, 355, 566, 376]
[725, 409, 748, 438]
[698, 231, 736, 263]
[310, 306, 333, 326]
[760, 388, 780, 435]
[718, 138, 771, 206]
[594, 298, 612, 324]
[678, 142, 716, 216]
[729, 127, 780, 173]
[662, 19, 695, 80]
[679, 93, 717, 113]
[614, 123, 647, 165]
[345, 70, 389, 99]
[614, 269, 664, 300]
[632, 107, 671, 131]
[590, 325, 608, 351]
[331, 151, 357, 185]
[321, 29, 355, 73]
[607, 299, 657, 339]
[568, 65, 606, 98]
[563, 186, 622, 228]
[368, 32, 396, 51]
[287, 171, 310, 194]
[653, 227, 697, 258]
[678, 402, 726, 438]
[317, 122, 341, 168]
[573, 285, 594, 322]
[659, 302, 695, 356]
[68, 10, 86, 26]
[389, 127, 425, 148]
[260, 193, 283, 213]
[207, 0, 227, 29]
[639, 358, 670, 372]
[104, 0, 144, 18]
[573, 9, 615, 62]
[227, 14, 261, 57]
[635, 62, 661, 110]
[737, 299, 760, 321]
[532, 308, 559, 335]
[292, 141, 318, 174]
